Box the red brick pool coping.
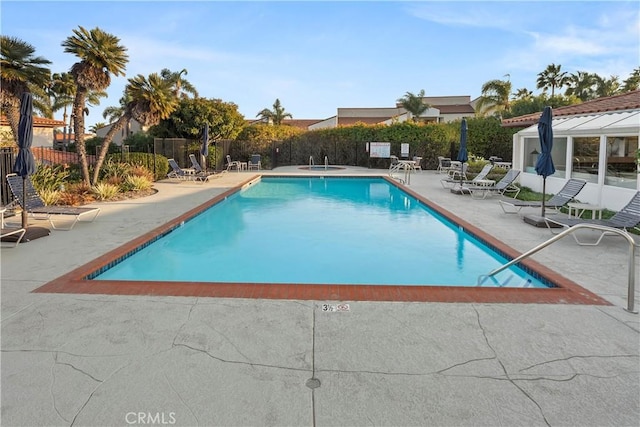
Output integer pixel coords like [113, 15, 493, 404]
[34, 175, 610, 306]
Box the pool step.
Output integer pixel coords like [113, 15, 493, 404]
[477, 273, 534, 288]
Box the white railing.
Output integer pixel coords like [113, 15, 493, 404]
[479, 223, 638, 313]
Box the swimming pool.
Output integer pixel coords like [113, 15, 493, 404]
[37, 175, 608, 304]
[94, 177, 545, 287]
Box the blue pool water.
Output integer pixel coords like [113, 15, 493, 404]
[95, 177, 550, 288]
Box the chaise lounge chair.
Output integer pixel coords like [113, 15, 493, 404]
[167, 158, 194, 181]
[1, 208, 26, 247]
[544, 190, 640, 245]
[462, 169, 521, 199]
[441, 163, 492, 189]
[6, 174, 101, 230]
[1, 225, 26, 247]
[188, 154, 219, 182]
[498, 178, 587, 214]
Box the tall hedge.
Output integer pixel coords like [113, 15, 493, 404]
[232, 118, 518, 170]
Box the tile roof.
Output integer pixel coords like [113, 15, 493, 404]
[502, 90, 640, 127]
[0, 115, 65, 128]
[32, 147, 95, 165]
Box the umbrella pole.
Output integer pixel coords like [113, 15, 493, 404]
[541, 177, 547, 217]
[21, 177, 28, 228]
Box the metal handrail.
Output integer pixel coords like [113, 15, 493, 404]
[478, 223, 638, 313]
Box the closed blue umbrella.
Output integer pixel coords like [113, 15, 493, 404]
[201, 123, 209, 171]
[13, 92, 36, 228]
[457, 118, 468, 185]
[535, 106, 555, 216]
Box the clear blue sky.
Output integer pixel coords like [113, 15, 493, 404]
[3, 1, 639, 128]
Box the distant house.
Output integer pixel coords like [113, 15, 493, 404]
[309, 96, 476, 130]
[503, 90, 640, 210]
[0, 115, 65, 147]
[95, 119, 146, 146]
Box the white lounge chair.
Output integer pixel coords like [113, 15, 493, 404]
[441, 162, 481, 189]
[462, 169, 521, 199]
[499, 178, 587, 214]
[544, 191, 640, 245]
[6, 174, 101, 230]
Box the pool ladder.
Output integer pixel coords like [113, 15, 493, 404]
[478, 223, 638, 313]
[388, 160, 413, 185]
[309, 156, 329, 170]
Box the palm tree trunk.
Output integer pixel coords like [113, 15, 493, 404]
[91, 114, 130, 184]
[73, 89, 90, 185]
[6, 103, 21, 144]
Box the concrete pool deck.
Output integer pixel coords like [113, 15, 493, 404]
[1, 167, 638, 426]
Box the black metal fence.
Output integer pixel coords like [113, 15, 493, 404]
[1, 147, 16, 205]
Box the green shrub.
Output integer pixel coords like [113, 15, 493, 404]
[92, 182, 120, 200]
[105, 153, 168, 181]
[31, 164, 69, 192]
[122, 175, 152, 192]
[39, 189, 61, 205]
[100, 159, 131, 181]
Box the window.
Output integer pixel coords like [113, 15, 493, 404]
[571, 137, 600, 183]
[524, 137, 566, 176]
[605, 136, 638, 189]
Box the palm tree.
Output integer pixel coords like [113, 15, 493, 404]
[595, 75, 621, 98]
[475, 78, 512, 117]
[160, 68, 198, 99]
[50, 71, 106, 145]
[564, 71, 598, 101]
[622, 67, 640, 92]
[49, 72, 75, 132]
[256, 99, 292, 125]
[62, 26, 129, 185]
[396, 89, 430, 122]
[89, 122, 106, 133]
[0, 36, 51, 142]
[513, 88, 533, 100]
[536, 63, 568, 97]
[92, 72, 180, 183]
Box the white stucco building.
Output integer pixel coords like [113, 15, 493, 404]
[504, 91, 640, 210]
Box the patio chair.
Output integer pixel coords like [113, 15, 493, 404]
[437, 156, 453, 174]
[248, 154, 262, 170]
[462, 169, 521, 199]
[544, 190, 640, 245]
[226, 155, 241, 172]
[441, 162, 481, 189]
[499, 178, 587, 214]
[167, 158, 194, 181]
[412, 156, 422, 172]
[6, 174, 101, 231]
